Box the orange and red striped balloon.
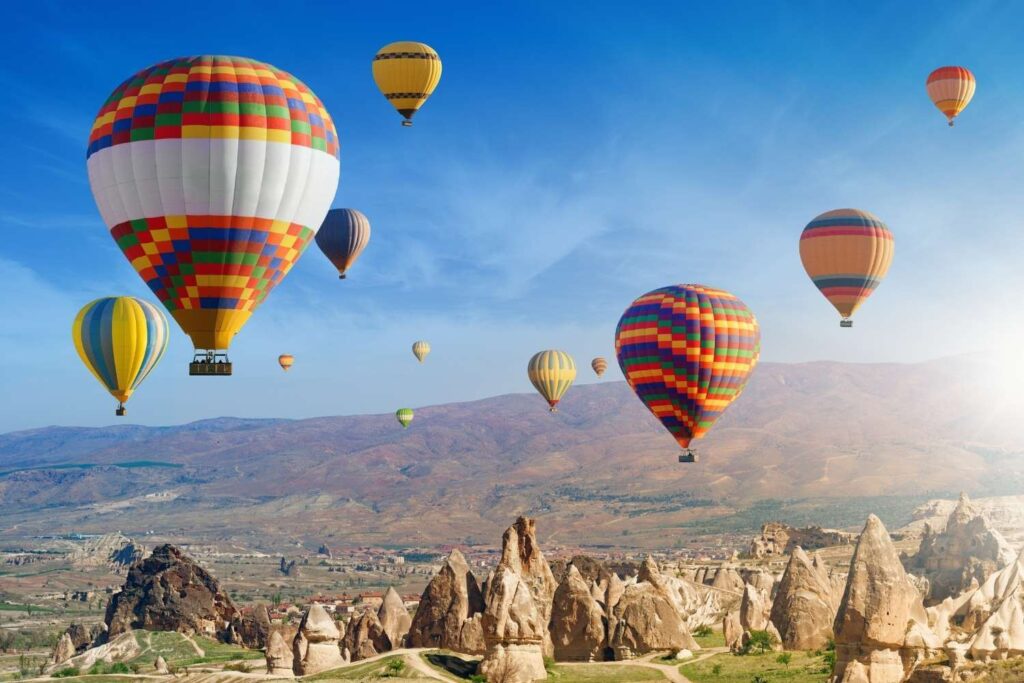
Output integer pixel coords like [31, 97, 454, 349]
[926, 66, 975, 127]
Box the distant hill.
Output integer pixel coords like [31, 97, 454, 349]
[2, 358, 1023, 549]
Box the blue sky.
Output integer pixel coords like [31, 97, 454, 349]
[3, 1, 1024, 431]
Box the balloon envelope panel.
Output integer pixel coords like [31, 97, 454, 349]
[86, 56, 340, 351]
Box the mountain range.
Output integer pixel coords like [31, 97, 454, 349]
[3, 358, 1023, 550]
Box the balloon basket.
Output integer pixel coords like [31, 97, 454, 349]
[679, 450, 698, 464]
[401, 120, 413, 127]
[840, 319, 853, 328]
[189, 351, 232, 376]
[115, 405, 126, 417]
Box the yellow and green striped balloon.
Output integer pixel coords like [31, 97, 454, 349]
[72, 296, 169, 416]
[527, 350, 577, 412]
[396, 408, 414, 428]
[412, 340, 431, 363]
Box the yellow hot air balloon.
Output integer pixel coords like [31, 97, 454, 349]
[528, 350, 576, 412]
[278, 354, 294, 372]
[592, 357, 607, 377]
[412, 340, 431, 363]
[372, 42, 442, 126]
[72, 297, 169, 416]
[799, 209, 894, 327]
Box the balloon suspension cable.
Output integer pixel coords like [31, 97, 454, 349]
[116, 403, 126, 417]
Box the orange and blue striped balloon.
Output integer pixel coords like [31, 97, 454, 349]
[799, 209, 894, 326]
[72, 297, 169, 415]
[615, 285, 760, 456]
[926, 66, 975, 127]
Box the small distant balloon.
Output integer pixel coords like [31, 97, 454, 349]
[72, 296, 169, 416]
[412, 340, 431, 363]
[926, 66, 975, 127]
[799, 209, 894, 327]
[373, 42, 442, 126]
[528, 350, 577, 412]
[591, 357, 607, 377]
[278, 354, 294, 372]
[316, 209, 371, 279]
[396, 408, 414, 428]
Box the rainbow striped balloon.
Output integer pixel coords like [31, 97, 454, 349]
[799, 209, 894, 326]
[926, 66, 976, 127]
[72, 297, 169, 415]
[86, 56, 339, 354]
[591, 357, 608, 377]
[615, 285, 760, 454]
[527, 350, 576, 412]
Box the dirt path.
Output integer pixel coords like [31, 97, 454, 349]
[559, 647, 729, 683]
[180, 632, 205, 656]
[403, 651, 457, 681]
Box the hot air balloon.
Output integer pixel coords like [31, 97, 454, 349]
[278, 354, 294, 372]
[396, 408, 414, 428]
[72, 296, 169, 416]
[527, 350, 576, 412]
[591, 357, 607, 377]
[926, 66, 976, 127]
[412, 340, 431, 363]
[316, 209, 370, 279]
[372, 42, 442, 126]
[799, 209, 894, 327]
[615, 285, 760, 463]
[86, 56, 340, 376]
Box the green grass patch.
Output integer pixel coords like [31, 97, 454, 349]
[302, 655, 422, 680]
[126, 631, 261, 669]
[693, 627, 726, 649]
[681, 651, 829, 683]
[548, 664, 665, 682]
[0, 602, 54, 612]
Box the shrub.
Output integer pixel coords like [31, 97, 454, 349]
[224, 661, 252, 673]
[384, 659, 405, 677]
[752, 675, 769, 683]
[469, 675, 487, 683]
[744, 630, 776, 655]
[694, 625, 714, 638]
[711, 662, 723, 675]
[543, 656, 556, 673]
[776, 652, 792, 667]
[52, 667, 80, 678]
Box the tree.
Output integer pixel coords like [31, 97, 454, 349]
[776, 652, 792, 667]
[744, 629, 775, 655]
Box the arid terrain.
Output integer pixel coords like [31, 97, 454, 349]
[2, 358, 1024, 552]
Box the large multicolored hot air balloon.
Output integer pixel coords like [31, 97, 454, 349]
[615, 285, 760, 463]
[372, 42, 442, 126]
[278, 354, 294, 372]
[592, 357, 607, 377]
[396, 408, 414, 428]
[412, 340, 431, 363]
[527, 350, 576, 412]
[72, 296, 169, 416]
[316, 209, 370, 279]
[86, 56, 340, 375]
[799, 209, 894, 327]
[926, 66, 976, 127]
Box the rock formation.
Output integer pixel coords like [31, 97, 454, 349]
[407, 548, 486, 653]
[903, 493, 1016, 603]
[770, 546, 836, 650]
[480, 563, 547, 682]
[62, 622, 104, 654]
[608, 557, 698, 660]
[832, 515, 936, 683]
[105, 544, 238, 640]
[750, 522, 854, 558]
[154, 656, 169, 674]
[549, 565, 605, 661]
[266, 630, 294, 676]
[711, 566, 745, 594]
[51, 633, 75, 665]
[292, 604, 345, 675]
[229, 603, 271, 649]
[723, 610, 743, 651]
[479, 516, 557, 682]
[377, 587, 412, 650]
[343, 608, 389, 661]
[739, 584, 771, 632]
[48, 632, 140, 673]
[69, 532, 145, 571]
